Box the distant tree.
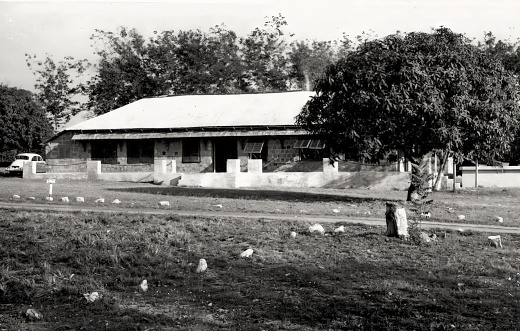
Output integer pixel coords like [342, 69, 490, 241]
[26, 54, 89, 131]
[297, 28, 520, 201]
[288, 40, 341, 91]
[0, 85, 53, 160]
[239, 14, 292, 92]
[85, 27, 161, 115]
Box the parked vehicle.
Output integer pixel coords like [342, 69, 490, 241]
[6, 153, 46, 174]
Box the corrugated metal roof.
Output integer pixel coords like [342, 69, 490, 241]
[66, 91, 315, 131]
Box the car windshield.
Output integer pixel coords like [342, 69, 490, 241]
[15, 155, 30, 160]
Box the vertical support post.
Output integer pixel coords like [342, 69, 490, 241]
[475, 159, 478, 188]
[452, 159, 457, 191]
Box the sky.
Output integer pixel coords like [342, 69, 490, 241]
[2, 0, 520, 93]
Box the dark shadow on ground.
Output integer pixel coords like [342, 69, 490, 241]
[108, 186, 400, 203]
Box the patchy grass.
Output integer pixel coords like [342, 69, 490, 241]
[1, 178, 520, 227]
[1, 208, 520, 330]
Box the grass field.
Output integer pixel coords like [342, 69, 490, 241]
[1, 178, 520, 330]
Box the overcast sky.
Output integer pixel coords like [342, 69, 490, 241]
[2, 0, 520, 92]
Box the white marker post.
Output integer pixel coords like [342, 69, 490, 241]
[47, 178, 55, 197]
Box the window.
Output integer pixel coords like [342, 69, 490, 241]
[293, 139, 311, 148]
[182, 139, 200, 163]
[308, 140, 325, 149]
[127, 140, 154, 164]
[243, 142, 264, 153]
[91, 141, 118, 164]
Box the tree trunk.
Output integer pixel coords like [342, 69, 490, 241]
[406, 152, 433, 202]
[385, 203, 409, 238]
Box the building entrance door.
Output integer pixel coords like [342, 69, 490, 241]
[214, 138, 238, 172]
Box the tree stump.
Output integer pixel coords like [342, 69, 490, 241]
[385, 203, 409, 239]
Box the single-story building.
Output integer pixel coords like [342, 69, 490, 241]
[45, 91, 326, 173]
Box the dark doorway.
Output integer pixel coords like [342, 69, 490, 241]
[214, 138, 238, 172]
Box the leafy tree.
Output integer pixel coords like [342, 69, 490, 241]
[239, 14, 292, 92]
[85, 27, 161, 115]
[288, 40, 342, 91]
[297, 27, 520, 201]
[0, 85, 53, 160]
[26, 54, 89, 130]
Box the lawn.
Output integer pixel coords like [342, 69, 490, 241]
[1, 178, 520, 330]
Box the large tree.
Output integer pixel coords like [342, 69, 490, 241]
[297, 28, 520, 201]
[0, 85, 53, 160]
[26, 54, 89, 130]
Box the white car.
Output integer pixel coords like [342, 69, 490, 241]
[6, 153, 46, 174]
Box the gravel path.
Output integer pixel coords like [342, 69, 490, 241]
[2, 201, 520, 234]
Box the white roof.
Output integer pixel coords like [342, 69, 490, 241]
[66, 91, 315, 131]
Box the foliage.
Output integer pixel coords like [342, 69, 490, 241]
[0, 85, 53, 159]
[297, 27, 520, 200]
[26, 54, 89, 131]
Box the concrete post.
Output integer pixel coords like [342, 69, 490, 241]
[154, 159, 167, 174]
[87, 161, 101, 180]
[247, 159, 263, 173]
[323, 158, 338, 175]
[22, 161, 37, 178]
[226, 159, 241, 173]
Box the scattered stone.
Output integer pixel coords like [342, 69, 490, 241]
[290, 231, 297, 238]
[45, 197, 53, 202]
[240, 248, 254, 258]
[419, 232, 431, 243]
[212, 204, 223, 208]
[59, 197, 69, 203]
[84, 292, 101, 303]
[332, 209, 340, 214]
[25, 308, 43, 320]
[112, 199, 121, 204]
[12, 194, 20, 199]
[488, 235, 503, 248]
[27, 197, 35, 200]
[95, 198, 105, 204]
[446, 207, 454, 213]
[457, 228, 465, 233]
[420, 212, 431, 219]
[364, 211, 371, 215]
[196, 259, 208, 273]
[76, 197, 85, 203]
[495, 216, 504, 223]
[457, 215, 465, 220]
[139, 279, 148, 292]
[308, 223, 325, 235]
[334, 226, 345, 233]
[158, 201, 170, 207]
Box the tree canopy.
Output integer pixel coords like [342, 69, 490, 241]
[296, 27, 520, 200]
[0, 85, 53, 160]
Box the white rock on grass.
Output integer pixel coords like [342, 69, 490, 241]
[76, 197, 85, 203]
[28, 197, 35, 200]
[421, 212, 431, 219]
[158, 201, 170, 207]
[334, 226, 345, 233]
[332, 209, 340, 214]
[112, 199, 121, 204]
[495, 216, 504, 223]
[25, 308, 43, 320]
[240, 248, 254, 258]
[212, 204, 223, 208]
[290, 231, 297, 238]
[45, 197, 53, 202]
[139, 279, 148, 292]
[83, 292, 101, 303]
[12, 194, 20, 199]
[457, 215, 466, 220]
[196, 259, 208, 273]
[95, 198, 105, 204]
[59, 197, 69, 203]
[308, 224, 325, 235]
[488, 235, 503, 248]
